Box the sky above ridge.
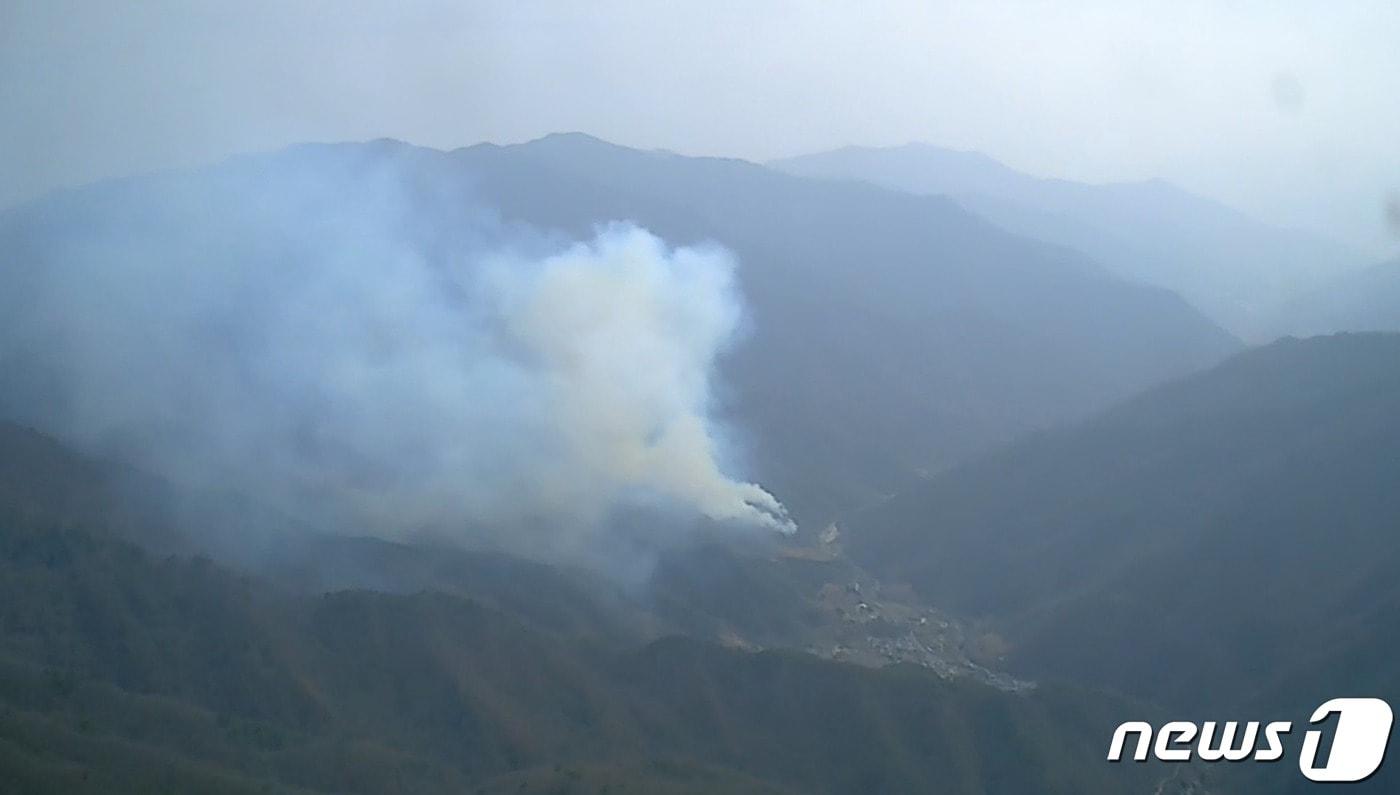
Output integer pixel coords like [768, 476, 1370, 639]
[3, 0, 1397, 255]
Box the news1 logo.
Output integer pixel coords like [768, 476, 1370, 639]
[1108, 698, 1393, 782]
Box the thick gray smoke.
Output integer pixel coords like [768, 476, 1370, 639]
[0, 147, 793, 564]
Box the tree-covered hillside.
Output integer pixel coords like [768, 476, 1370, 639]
[848, 333, 1400, 737]
[0, 441, 1184, 794]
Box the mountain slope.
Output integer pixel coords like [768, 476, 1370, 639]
[1267, 256, 1400, 336]
[442, 133, 1239, 522]
[0, 427, 1186, 795]
[772, 143, 1361, 338]
[846, 333, 1400, 727]
[0, 135, 1239, 529]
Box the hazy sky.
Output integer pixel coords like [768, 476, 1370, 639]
[3, 0, 1397, 255]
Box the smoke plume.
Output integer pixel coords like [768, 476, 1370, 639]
[0, 146, 793, 566]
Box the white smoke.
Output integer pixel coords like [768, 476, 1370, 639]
[0, 148, 794, 567]
[482, 227, 794, 536]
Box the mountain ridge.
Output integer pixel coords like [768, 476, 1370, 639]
[0, 133, 1240, 532]
[772, 142, 1362, 338]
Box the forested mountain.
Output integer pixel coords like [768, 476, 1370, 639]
[454, 133, 1237, 519]
[0, 422, 1187, 795]
[3, 1, 1392, 791]
[5, 135, 1381, 794]
[847, 333, 1400, 742]
[0, 135, 1238, 529]
[772, 144, 1361, 339]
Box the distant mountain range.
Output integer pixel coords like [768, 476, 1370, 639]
[772, 143, 1364, 339]
[0, 133, 1239, 529]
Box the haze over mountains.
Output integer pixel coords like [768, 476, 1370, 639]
[773, 143, 1368, 339]
[1267, 256, 1400, 337]
[0, 133, 1238, 543]
[5, 1, 1399, 791]
[1, 131, 1397, 794]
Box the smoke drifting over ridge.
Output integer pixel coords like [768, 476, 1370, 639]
[0, 146, 793, 563]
